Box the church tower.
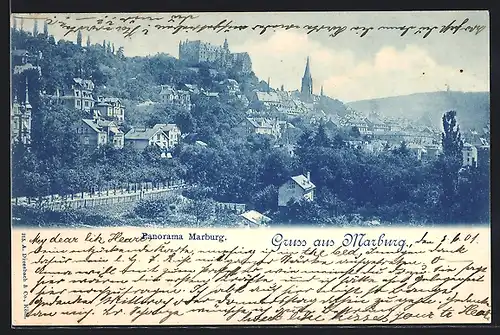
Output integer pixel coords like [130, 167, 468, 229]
[301, 56, 313, 100]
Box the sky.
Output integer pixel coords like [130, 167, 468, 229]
[11, 11, 489, 102]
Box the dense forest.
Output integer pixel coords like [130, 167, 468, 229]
[11, 29, 490, 225]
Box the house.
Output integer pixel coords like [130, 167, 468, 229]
[462, 143, 478, 167]
[346, 118, 370, 134]
[253, 91, 282, 109]
[77, 118, 124, 148]
[94, 97, 125, 124]
[477, 145, 490, 166]
[159, 85, 191, 108]
[124, 124, 170, 151]
[239, 210, 271, 226]
[278, 172, 316, 207]
[219, 78, 240, 95]
[423, 144, 442, 160]
[52, 78, 96, 111]
[365, 116, 390, 133]
[241, 117, 281, 138]
[158, 123, 182, 149]
[12, 49, 29, 66]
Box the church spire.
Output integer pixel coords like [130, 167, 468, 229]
[24, 77, 32, 109]
[301, 56, 313, 99]
[320, 85, 324, 96]
[44, 20, 49, 35]
[303, 56, 311, 79]
[223, 38, 229, 50]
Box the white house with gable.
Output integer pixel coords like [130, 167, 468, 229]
[278, 172, 316, 207]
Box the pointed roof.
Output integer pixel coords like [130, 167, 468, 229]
[303, 56, 311, 79]
[24, 77, 31, 109]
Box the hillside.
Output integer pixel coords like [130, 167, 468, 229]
[347, 91, 490, 131]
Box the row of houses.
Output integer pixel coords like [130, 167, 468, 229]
[77, 115, 181, 152]
[238, 117, 302, 143]
[46, 77, 126, 125]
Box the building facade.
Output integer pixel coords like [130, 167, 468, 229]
[278, 173, 316, 207]
[178, 39, 252, 74]
[124, 124, 180, 151]
[77, 118, 124, 148]
[53, 78, 96, 111]
[159, 85, 191, 109]
[11, 79, 32, 145]
[94, 97, 125, 124]
[462, 143, 478, 167]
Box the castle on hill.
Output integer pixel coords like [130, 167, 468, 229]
[178, 38, 252, 74]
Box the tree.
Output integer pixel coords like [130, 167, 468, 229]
[313, 123, 331, 147]
[77, 30, 82, 47]
[440, 110, 464, 220]
[187, 198, 215, 225]
[442, 111, 464, 160]
[394, 141, 410, 156]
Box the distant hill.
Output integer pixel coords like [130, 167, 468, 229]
[346, 91, 490, 131]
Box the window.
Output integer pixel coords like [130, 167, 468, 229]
[157, 134, 161, 141]
[76, 100, 81, 107]
[84, 101, 89, 107]
[76, 91, 80, 97]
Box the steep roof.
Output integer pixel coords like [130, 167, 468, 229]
[82, 118, 122, 134]
[125, 124, 166, 140]
[240, 210, 271, 225]
[255, 91, 280, 103]
[303, 56, 312, 79]
[82, 119, 102, 133]
[246, 117, 276, 128]
[160, 124, 180, 132]
[291, 174, 316, 191]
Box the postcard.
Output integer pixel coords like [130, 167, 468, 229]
[10, 11, 490, 326]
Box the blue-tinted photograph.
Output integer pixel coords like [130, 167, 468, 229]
[10, 13, 490, 228]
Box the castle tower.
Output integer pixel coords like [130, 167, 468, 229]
[267, 77, 271, 92]
[320, 85, 324, 96]
[223, 38, 229, 50]
[86, 36, 91, 48]
[301, 56, 313, 100]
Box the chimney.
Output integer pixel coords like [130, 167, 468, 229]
[306, 171, 310, 181]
